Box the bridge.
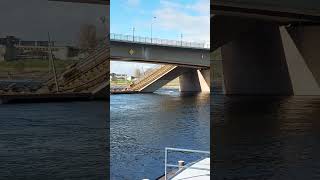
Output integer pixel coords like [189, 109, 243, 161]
[1, 0, 210, 101]
[111, 34, 210, 67]
[212, 0, 320, 95]
[110, 34, 210, 93]
[0, 32, 210, 102]
[0, 0, 110, 103]
[46, 0, 210, 94]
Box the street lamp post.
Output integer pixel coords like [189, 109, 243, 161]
[180, 33, 183, 46]
[151, 16, 156, 43]
[132, 27, 135, 42]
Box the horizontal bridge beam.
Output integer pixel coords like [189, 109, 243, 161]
[110, 40, 210, 67]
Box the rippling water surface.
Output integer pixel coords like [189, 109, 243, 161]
[0, 101, 108, 179]
[212, 95, 320, 180]
[110, 89, 210, 179]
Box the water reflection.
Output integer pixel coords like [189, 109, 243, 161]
[111, 89, 210, 179]
[212, 95, 320, 180]
[0, 101, 108, 179]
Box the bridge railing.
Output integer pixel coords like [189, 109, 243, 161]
[110, 33, 210, 49]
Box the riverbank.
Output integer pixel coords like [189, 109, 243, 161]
[110, 77, 180, 90]
[0, 59, 77, 80]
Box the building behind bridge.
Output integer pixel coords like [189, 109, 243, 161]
[110, 73, 136, 81]
[0, 36, 80, 61]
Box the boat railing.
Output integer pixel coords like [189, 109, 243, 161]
[164, 147, 210, 180]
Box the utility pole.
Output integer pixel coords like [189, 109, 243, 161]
[132, 27, 135, 42]
[151, 16, 156, 43]
[48, 32, 59, 93]
[180, 33, 183, 46]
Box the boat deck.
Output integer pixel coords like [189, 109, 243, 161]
[171, 158, 210, 180]
[158, 158, 210, 180]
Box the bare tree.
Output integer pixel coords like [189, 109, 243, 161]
[79, 24, 98, 52]
[134, 68, 141, 78]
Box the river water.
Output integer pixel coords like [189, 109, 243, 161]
[110, 89, 210, 180]
[1, 89, 316, 179]
[0, 101, 108, 180]
[212, 95, 320, 180]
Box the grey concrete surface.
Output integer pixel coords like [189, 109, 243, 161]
[220, 20, 293, 95]
[110, 41, 210, 68]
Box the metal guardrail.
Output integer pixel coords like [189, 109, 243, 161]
[164, 147, 210, 180]
[110, 33, 210, 49]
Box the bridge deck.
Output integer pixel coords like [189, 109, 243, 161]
[110, 40, 210, 68]
[212, 0, 320, 23]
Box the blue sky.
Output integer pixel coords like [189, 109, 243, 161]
[0, 0, 105, 43]
[110, 0, 210, 75]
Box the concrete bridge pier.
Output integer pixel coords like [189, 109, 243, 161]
[211, 16, 259, 51]
[179, 69, 210, 92]
[280, 25, 320, 95]
[198, 69, 210, 92]
[217, 18, 294, 95]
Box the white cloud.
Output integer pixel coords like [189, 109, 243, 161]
[186, 0, 210, 15]
[127, 0, 140, 7]
[158, 0, 209, 14]
[110, 61, 157, 76]
[153, 0, 209, 43]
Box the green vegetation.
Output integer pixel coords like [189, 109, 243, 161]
[212, 48, 222, 60]
[0, 59, 78, 79]
[211, 48, 223, 80]
[111, 79, 133, 86]
[164, 78, 180, 88]
[0, 59, 77, 72]
[111, 78, 180, 88]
